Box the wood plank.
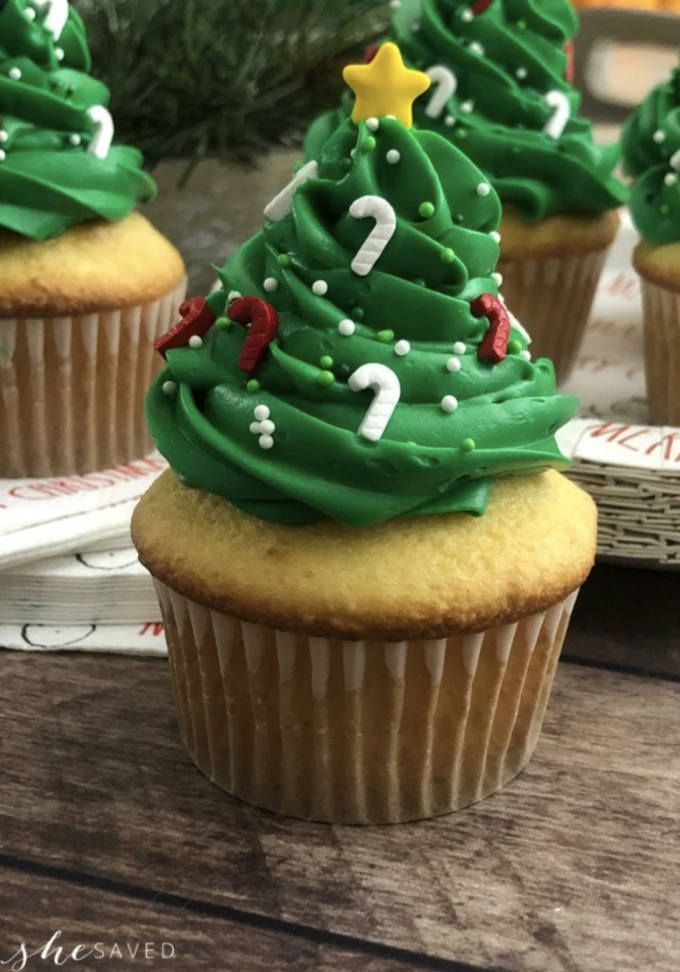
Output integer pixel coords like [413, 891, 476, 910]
[0, 648, 678, 972]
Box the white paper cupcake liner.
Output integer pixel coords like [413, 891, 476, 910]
[639, 278, 680, 427]
[499, 250, 608, 382]
[0, 279, 187, 478]
[154, 582, 580, 824]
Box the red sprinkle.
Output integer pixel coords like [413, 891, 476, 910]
[471, 293, 511, 364]
[564, 41, 575, 83]
[228, 296, 280, 374]
[155, 297, 216, 359]
[470, 0, 496, 14]
[363, 44, 380, 64]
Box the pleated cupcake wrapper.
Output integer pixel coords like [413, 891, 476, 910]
[0, 279, 187, 478]
[154, 581, 580, 824]
[639, 278, 680, 427]
[499, 249, 608, 382]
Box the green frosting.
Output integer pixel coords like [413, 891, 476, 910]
[305, 0, 627, 220]
[621, 63, 680, 244]
[0, 0, 155, 240]
[147, 117, 577, 528]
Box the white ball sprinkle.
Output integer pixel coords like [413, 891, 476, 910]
[264, 277, 279, 293]
[366, 117, 380, 132]
[441, 395, 459, 412]
[350, 148, 357, 160]
[387, 149, 401, 164]
[460, 8, 474, 20]
[259, 419, 276, 435]
[444, 115, 455, 127]
[312, 280, 329, 296]
[654, 129, 666, 144]
[0, 132, 7, 143]
[162, 381, 177, 396]
[387, 115, 396, 120]
[395, 340, 411, 356]
[520, 350, 532, 361]
[250, 422, 262, 434]
[492, 272, 503, 285]
[469, 42, 484, 56]
[259, 435, 275, 450]
[228, 290, 242, 302]
[338, 319, 355, 336]
[69, 134, 81, 146]
[477, 183, 491, 197]
[460, 100, 474, 114]
[189, 335, 203, 349]
[389, 0, 401, 8]
[665, 172, 677, 186]
[25, 6, 36, 19]
[9, 67, 21, 80]
[0, 150, 6, 162]
[490, 231, 501, 243]
[55, 48, 65, 61]
[254, 405, 271, 421]
[452, 341, 466, 355]
[446, 357, 462, 372]
[516, 67, 528, 80]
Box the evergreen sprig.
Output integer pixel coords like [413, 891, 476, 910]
[72, 0, 389, 182]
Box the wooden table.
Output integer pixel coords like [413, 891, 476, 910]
[0, 562, 678, 972]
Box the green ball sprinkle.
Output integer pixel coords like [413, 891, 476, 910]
[377, 329, 395, 343]
[413, 278, 427, 287]
[661, 204, 671, 215]
[246, 379, 261, 393]
[215, 316, 232, 331]
[441, 248, 456, 264]
[277, 253, 292, 267]
[341, 158, 352, 170]
[507, 339, 522, 355]
[336, 364, 351, 379]
[363, 135, 377, 152]
[455, 128, 468, 139]
[419, 201, 435, 218]
[353, 307, 365, 321]
[516, 18, 527, 28]
[461, 438, 476, 452]
[318, 370, 335, 386]
[320, 355, 334, 368]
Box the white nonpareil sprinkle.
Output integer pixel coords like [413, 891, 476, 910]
[665, 173, 677, 186]
[366, 118, 380, 132]
[189, 335, 203, 349]
[477, 183, 491, 196]
[490, 231, 501, 243]
[441, 395, 459, 412]
[162, 381, 177, 396]
[228, 290, 242, 302]
[24, 6, 36, 18]
[0, 132, 6, 143]
[460, 100, 474, 113]
[249, 422, 262, 434]
[259, 435, 275, 450]
[259, 419, 276, 435]
[520, 350, 532, 361]
[395, 340, 411, 356]
[350, 148, 357, 160]
[389, 0, 401, 7]
[445, 115, 455, 127]
[69, 134, 81, 146]
[653, 130, 666, 144]
[516, 67, 528, 80]
[254, 405, 271, 421]
[460, 8, 473, 20]
[9, 67, 21, 80]
[452, 341, 466, 355]
[0, 150, 6, 162]
[55, 48, 64, 60]
[312, 280, 329, 296]
[446, 357, 462, 372]
[492, 272, 503, 285]
[469, 42, 484, 56]
[264, 278, 279, 293]
[387, 149, 401, 164]
[338, 319, 356, 336]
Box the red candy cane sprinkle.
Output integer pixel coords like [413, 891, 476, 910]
[471, 293, 511, 364]
[228, 296, 280, 374]
[564, 41, 575, 83]
[471, 0, 496, 14]
[363, 44, 380, 64]
[155, 297, 216, 359]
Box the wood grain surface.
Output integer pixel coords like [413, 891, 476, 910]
[0, 564, 678, 972]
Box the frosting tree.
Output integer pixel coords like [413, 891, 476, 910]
[306, 0, 626, 221]
[0, 0, 155, 239]
[148, 44, 578, 528]
[621, 61, 680, 244]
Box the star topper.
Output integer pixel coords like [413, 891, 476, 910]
[343, 43, 431, 129]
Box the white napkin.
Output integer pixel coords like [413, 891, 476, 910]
[0, 621, 167, 655]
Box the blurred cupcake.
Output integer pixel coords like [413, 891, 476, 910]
[0, 0, 186, 478]
[134, 48, 596, 824]
[306, 0, 627, 381]
[621, 62, 680, 426]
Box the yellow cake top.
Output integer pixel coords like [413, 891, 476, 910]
[343, 43, 431, 128]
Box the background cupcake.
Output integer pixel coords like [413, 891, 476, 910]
[621, 60, 680, 426]
[306, 0, 627, 381]
[134, 47, 596, 824]
[0, 0, 186, 479]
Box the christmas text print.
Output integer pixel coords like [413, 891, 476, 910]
[0, 931, 176, 970]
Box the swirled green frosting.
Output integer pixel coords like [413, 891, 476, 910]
[305, 0, 626, 220]
[621, 63, 680, 244]
[0, 0, 155, 240]
[147, 117, 577, 527]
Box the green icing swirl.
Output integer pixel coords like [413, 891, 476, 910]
[0, 0, 155, 240]
[621, 64, 680, 244]
[147, 118, 577, 527]
[305, 0, 626, 220]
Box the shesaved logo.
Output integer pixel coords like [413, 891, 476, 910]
[1, 932, 176, 968]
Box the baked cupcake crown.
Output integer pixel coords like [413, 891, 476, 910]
[148, 44, 578, 528]
[0, 0, 156, 240]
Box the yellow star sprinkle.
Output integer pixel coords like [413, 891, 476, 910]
[343, 43, 431, 129]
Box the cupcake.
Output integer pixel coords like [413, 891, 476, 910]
[621, 62, 680, 426]
[306, 0, 627, 381]
[133, 46, 596, 824]
[0, 0, 186, 478]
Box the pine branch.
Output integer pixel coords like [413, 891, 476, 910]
[71, 0, 389, 182]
